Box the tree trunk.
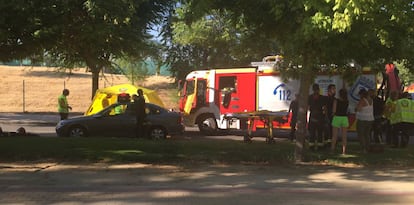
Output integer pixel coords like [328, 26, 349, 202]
[86, 62, 101, 100]
[91, 68, 100, 100]
[294, 59, 313, 163]
[294, 74, 312, 162]
[156, 64, 161, 76]
[84, 55, 108, 100]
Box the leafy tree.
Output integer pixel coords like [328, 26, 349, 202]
[181, 0, 414, 162]
[160, 3, 279, 80]
[0, 0, 58, 61]
[396, 62, 414, 87]
[0, 0, 173, 98]
[114, 57, 149, 85]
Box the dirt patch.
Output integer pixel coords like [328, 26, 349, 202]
[0, 65, 179, 113]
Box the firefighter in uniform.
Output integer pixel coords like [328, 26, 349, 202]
[308, 84, 327, 150]
[392, 93, 414, 147]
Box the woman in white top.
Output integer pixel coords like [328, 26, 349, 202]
[355, 89, 374, 153]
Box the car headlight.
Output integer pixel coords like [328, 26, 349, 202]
[56, 121, 68, 129]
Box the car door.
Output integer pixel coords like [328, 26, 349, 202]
[87, 104, 135, 137]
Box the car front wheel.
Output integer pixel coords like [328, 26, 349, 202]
[68, 126, 87, 137]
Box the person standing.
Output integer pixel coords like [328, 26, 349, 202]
[368, 89, 385, 143]
[287, 94, 299, 141]
[135, 89, 147, 138]
[330, 88, 349, 155]
[392, 92, 414, 147]
[325, 84, 336, 146]
[355, 89, 374, 153]
[308, 84, 326, 150]
[384, 91, 399, 145]
[58, 89, 72, 120]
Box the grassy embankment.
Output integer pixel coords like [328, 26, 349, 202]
[0, 137, 413, 168]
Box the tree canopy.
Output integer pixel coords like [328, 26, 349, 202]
[160, 3, 280, 80]
[175, 0, 414, 161]
[1, 0, 173, 97]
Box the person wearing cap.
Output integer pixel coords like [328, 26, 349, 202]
[355, 89, 374, 153]
[58, 89, 72, 120]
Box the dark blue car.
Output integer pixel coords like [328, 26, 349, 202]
[56, 103, 184, 139]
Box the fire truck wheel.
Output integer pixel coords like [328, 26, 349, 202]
[197, 114, 217, 135]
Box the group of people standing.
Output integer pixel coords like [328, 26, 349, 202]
[288, 82, 411, 155]
[288, 84, 340, 151]
[305, 83, 351, 154]
[57, 88, 148, 138]
[383, 91, 414, 147]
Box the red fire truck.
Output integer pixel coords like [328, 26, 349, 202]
[179, 56, 377, 135]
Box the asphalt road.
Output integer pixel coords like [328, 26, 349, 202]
[1, 112, 414, 144]
[0, 112, 61, 137]
[0, 112, 289, 141]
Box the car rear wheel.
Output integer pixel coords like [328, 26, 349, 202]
[148, 126, 167, 140]
[68, 126, 87, 137]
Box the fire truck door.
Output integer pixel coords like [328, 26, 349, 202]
[195, 79, 207, 108]
[181, 78, 207, 114]
[218, 73, 256, 113]
[181, 80, 195, 114]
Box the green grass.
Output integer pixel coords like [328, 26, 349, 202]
[0, 137, 413, 168]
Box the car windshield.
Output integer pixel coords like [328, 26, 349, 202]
[147, 104, 162, 115]
[97, 103, 130, 116]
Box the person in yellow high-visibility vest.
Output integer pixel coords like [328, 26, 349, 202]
[58, 89, 72, 120]
[394, 93, 414, 123]
[392, 92, 414, 147]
